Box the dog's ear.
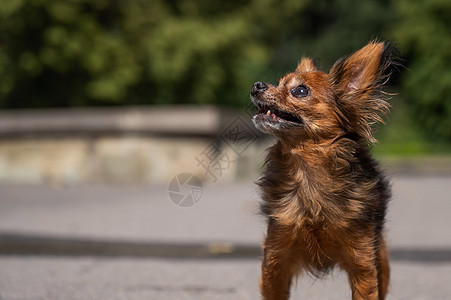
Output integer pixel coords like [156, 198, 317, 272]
[329, 41, 398, 142]
[296, 58, 318, 73]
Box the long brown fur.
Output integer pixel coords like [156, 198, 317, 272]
[250, 41, 397, 300]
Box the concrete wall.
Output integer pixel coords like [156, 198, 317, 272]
[0, 106, 270, 185]
[0, 136, 271, 185]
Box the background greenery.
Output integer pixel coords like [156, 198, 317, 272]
[0, 0, 450, 151]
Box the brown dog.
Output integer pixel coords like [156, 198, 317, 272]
[251, 41, 397, 300]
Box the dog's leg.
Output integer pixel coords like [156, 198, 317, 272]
[348, 263, 379, 300]
[376, 238, 390, 300]
[343, 238, 380, 300]
[260, 241, 293, 300]
[260, 223, 298, 300]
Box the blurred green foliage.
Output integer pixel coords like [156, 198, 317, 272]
[392, 0, 451, 142]
[0, 0, 306, 107]
[0, 0, 449, 144]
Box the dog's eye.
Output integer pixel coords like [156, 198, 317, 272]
[291, 85, 309, 98]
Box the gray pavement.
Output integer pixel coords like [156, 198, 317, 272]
[1, 256, 451, 300]
[1, 175, 451, 299]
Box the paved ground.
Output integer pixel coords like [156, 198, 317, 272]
[1, 256, 451, 300]
[0, 175, 450, 299]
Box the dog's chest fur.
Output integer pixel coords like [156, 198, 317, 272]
[258, 140, 390, 272]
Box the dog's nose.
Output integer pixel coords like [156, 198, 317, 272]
[251, 81, 267, 96]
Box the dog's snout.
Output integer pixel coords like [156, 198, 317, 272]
[251, 81, 267, 96]
[254, 81, 267, 90]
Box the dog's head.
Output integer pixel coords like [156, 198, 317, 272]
[251, 41, 398, 144]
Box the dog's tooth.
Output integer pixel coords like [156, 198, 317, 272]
[266, 110, 271, 115]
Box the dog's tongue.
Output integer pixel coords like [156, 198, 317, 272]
[257, 108, 279, 121]
[266, 109, 278, 121]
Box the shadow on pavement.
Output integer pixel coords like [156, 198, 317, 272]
[1, 233, 450, 263]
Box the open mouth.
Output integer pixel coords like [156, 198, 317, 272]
[255, 105, 303, 125]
